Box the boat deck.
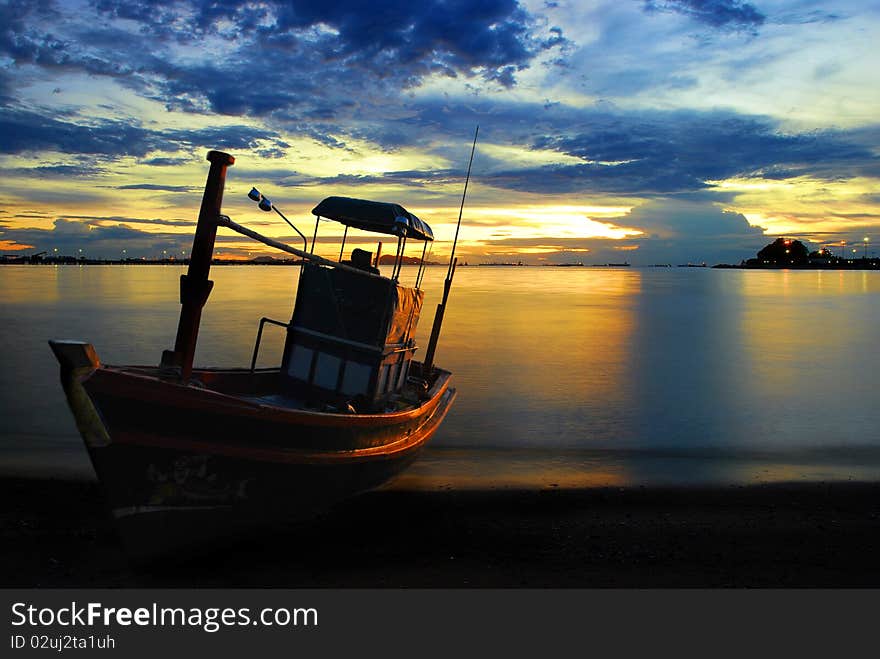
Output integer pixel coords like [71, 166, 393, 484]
[107, 363, 433, 416]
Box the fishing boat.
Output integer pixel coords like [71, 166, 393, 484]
[49, 149, 469, 559]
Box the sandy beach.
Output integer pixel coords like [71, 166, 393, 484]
[3, 477, 879, 588]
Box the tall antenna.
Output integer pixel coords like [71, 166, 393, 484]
[423, 125, 479, 377]
[447, 125, 478, 279]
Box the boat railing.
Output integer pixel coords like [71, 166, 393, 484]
[217, 214, 384, 279]
[250, 319, 416, 375]
[290, 326, 412, 355]
[249, 317, 290, 373]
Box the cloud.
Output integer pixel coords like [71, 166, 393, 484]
[242, 99, 880, 204]
[140, 157, 189, 167]
[642, 1, 765, 31]
[520, 108, 876, 195]
[0, 218, 193, 257]
[6, 93, 874, 219]
[0, 0, 877, 265]
[116, 184, 196, 193]
[2, 1, 567, 122]
[0, 214, 328, 258]
[349, 100, 877, 197]
[68, 215, 197, 228]
[0, 108, 287, 157]
[618, 198, 768, 263]
[0, 109, 157, 157]
[17, 163, 106, 177]
[475, 198, 767, 264]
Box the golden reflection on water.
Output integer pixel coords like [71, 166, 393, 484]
[734, 271, 880, 428]
[3, 264, 880, 485]
[410, 266, 641, 447]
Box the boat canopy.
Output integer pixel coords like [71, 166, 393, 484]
[311, 196, 434, 242]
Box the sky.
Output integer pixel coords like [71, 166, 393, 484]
[0, 0, 878, 265]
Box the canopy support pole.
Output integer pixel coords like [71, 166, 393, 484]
[338, 225, 348, 261]
[311, 217, 320, 254]
[415, 241, 428, 289]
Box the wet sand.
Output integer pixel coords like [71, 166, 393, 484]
[3, 477, 879, 588]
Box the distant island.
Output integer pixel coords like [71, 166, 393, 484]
[715, 238, 879, 269]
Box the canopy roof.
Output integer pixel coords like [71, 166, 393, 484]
[311, 196, 433, 242]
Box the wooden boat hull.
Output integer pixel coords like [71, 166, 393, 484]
[50, 340, 455, 559]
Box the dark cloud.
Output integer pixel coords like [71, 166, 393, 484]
[319, 100, 878, 198]
[0, 109, 157, 156]
[21, 163, 106, 177]
[0, 69, 13, 105]
[21, 96, 858, 210]
[67, 215, 196, 228]
[0, 218, 193, 258]
[162, 126, 289, 153]
[219, 99, 880, 206]
[1, 1, 567, 122]
[275, 168, 462, 191]
[643, 1, 765, 30]
[500, 105, 875, 195]
[116, 184, 196, 192]
[140, 157, 188, 167]
[0, 107, 287, 157]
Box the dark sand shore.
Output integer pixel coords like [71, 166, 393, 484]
[3, 477, 879, 588]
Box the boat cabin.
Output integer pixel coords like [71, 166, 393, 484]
[279, 197, 434, 411]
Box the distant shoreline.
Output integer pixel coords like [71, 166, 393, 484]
[713, 260, 880, 270]
[0, 259, 448, 267]
[3, 259, 879, 269]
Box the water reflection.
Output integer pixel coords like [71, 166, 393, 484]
[413, 267, 641, 448]
[2, 264, 880, 486]
[735, 271, 880, 448]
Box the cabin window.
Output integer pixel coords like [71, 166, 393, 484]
[288, 345, 313, 381]
[341, 361, 371, 396]
[314, 352, 342, 390]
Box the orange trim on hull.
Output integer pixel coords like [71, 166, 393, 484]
[85, 364, 452, 430]
[101, 388, 455, 465]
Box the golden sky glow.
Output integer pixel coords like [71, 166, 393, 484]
[1, 0, 878, 264]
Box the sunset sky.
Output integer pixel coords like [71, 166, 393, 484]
[1, 0, 878, 264]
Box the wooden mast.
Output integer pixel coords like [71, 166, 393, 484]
[161, 150, 235, 380]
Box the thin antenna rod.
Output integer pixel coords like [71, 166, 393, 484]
[447, 125, 478, 279]
[423, 125, 478, 377]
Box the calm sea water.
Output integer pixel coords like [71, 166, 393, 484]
[2, 264, 879, 487]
